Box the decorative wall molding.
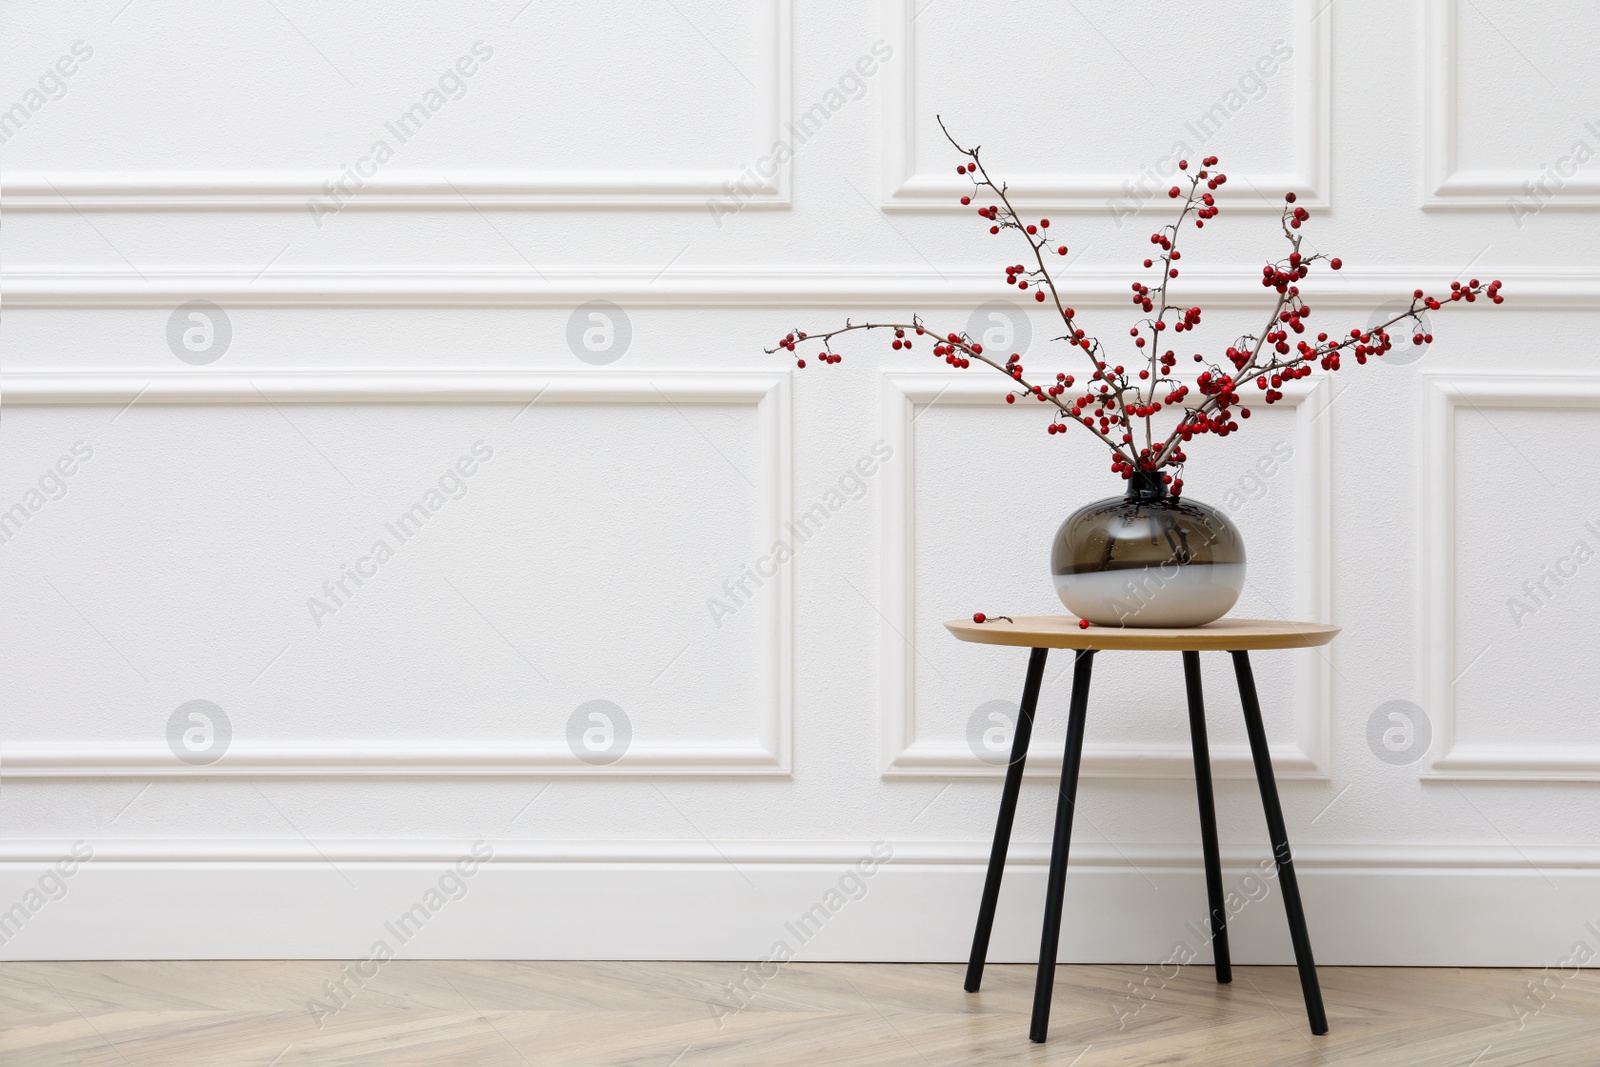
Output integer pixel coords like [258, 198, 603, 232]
[0, 169, 789, 213]
[0, 740, 786, 779]
[880, 0, 1329, 212]
[4, 837, 1596, 869]
[3, 838, 1595, 964]
[1421, 371, 1600, 780]
[1, 2, 790, 212]
[3, 265, 1585, 310]
[0, 369, 792, 779]
[878, 370, 1332, 779]
[1422, 0, 1600, 210]
[0, 368, 785, 407]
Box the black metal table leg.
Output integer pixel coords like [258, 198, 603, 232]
[1232, 650, 1329, 1035]
[966, 646, 1049, 993]
[1183, 651, 1232, 985]
[1029, 648, 1095, 1043]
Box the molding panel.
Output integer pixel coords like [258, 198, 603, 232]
[1422, 371, 1600, 780]
[1, 2, 791, 212]
[878, 370, 1331, 779]
[880, 0, 1329, 212]
[1422, 0, 1600, 210]
[0, 369, 792, 778]
[4, 266, 1590, 310]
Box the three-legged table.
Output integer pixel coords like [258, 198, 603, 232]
[945, 615, 1340, 1043]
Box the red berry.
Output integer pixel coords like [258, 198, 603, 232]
[972, 612, 986, 623]
[1330, 258, 1342, 270]
[1078, 619, 1089, 630]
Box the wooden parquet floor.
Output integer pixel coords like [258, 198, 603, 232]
[0, 960, 1595, 1066]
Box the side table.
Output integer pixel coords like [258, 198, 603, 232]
[945, 615, 1340, 1043]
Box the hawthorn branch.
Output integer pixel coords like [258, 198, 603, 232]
[767, 123, 1504, 486]
[767, 320, 1138, 460]
[936, 115, 1135, 439]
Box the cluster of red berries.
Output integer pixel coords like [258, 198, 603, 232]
[1284, 192, 1311, 229]
[1004, 261, 1049, 302]
[935, 330, 974, 368]
[1252, 362, 1312, 403]
[971, 197, 1005, 235]
[1449, 278, 1504, 305]
[1111, 455, 1186, 494]
[1262, 263, 1308, 292]
[1171, 156, 1225, 226]
[1130, 281, 1155, 313]
[1033, 370, 1078, 402]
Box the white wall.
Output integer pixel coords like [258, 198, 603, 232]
[2, 0, 1598, 973]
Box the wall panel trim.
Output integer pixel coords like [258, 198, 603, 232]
[2, 266, 1583, 310]
[880, 0, 1329, 212]
[0, 369, 793, 779]
[1422, 0, 1600, 210]
[1, 2, 791, 212]
[1421, 370, 1600, 779]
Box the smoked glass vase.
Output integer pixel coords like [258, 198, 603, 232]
[1051, 470, 1245, 627]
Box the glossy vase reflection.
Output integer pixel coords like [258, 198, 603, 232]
[1051, 470, 1245, 628]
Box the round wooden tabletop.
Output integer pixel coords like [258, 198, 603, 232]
[945, 616, 1339, 652]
